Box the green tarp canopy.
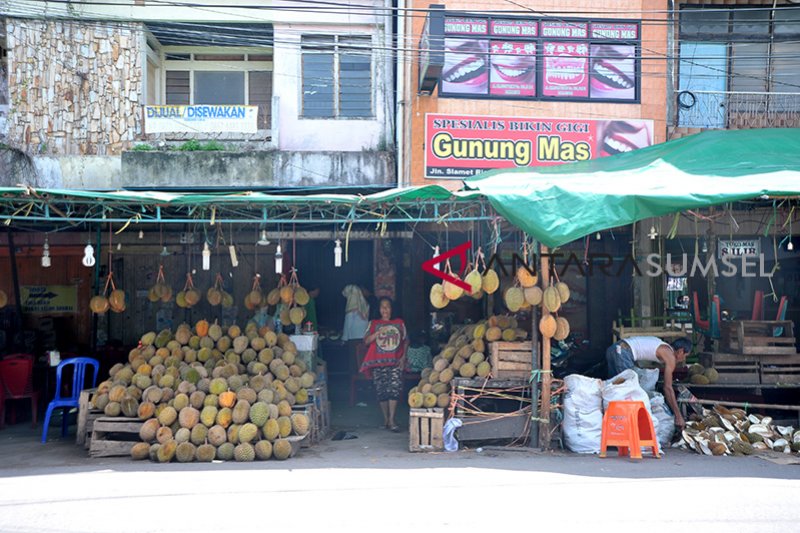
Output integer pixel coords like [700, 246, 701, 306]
[465, 128, 800, 248]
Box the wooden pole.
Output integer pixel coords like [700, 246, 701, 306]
[538, 245, 552, 450]
[5, 227, 24, 345]
[529, 247, 540, 448]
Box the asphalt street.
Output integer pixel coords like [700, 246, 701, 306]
[1, 423, 799, 533]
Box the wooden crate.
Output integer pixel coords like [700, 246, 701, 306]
[452, 377, 531, 417]
[699, 352, 760, 384]
[489, 341, 533, 379]
[720, 320, 797, 355]
[76, 388, 98, 446]
[456, 412, 529, 443]
[759, 354, 800, 384]
[409, 408, 444, 452]
[307, 383, 330, 440]
[89, 417, 143, 458]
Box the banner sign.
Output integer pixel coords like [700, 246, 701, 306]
[21, 285, 77, 314]
[424, 113, 654, 179]
[718, 239, 760, 259]
[438, 13, 640, 102]
[144, 105, 258, 134]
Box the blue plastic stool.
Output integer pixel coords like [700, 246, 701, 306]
[41, 357, 100, 443]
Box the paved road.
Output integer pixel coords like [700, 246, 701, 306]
[2, 426, 799, 533]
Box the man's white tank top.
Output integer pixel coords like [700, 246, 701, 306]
[625, 336, 672, 363]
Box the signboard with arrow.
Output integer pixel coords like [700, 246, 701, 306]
[21, 285, 78, 314]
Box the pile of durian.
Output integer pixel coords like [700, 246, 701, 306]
[686, 363, 720, 385]
[91, 320, 315, 462]
[408, 314, 527, 409]
[677, 405, 800, 456]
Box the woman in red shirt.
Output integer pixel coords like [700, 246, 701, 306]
[361, 297, 407, 432]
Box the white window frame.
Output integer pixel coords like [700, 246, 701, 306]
[159, 46, 274, 107]
[300, 34, 375, 120]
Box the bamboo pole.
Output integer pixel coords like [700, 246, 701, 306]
[538, 245, 552, 450]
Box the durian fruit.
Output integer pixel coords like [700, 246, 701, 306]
[555, 282, 570, 303]
[516, 266, 537, 288]
[504, 287, 524, 312]
[190, 424, 208, 446]
[524, 286, 543, 306]
[429, 283, 448, 309]
[239, 423, 259, 444]
[130, 442, 150, 460]
[291, 413, 310, 436]
[443, 279, 464, 301]
[140, 418, 160, 442]
[158, 406, 178, 426]
[263, 419, 280, 441]
[464, 269, 482, 295]
[436, 393, 450, 408]
[482, 269, 500, 294]
[156, 426, 173, 444]
[459, 362, 476, 378]
[688, 363, 705, 376]
[178, 406, 200, 429]
[539, 315, 557, 338]
[207, 425, 227, 447]
[174, 427, 191, 443]
[216, 442, 235, 461]
[476, 361, 491, 378]
[553, 317, 570, 341]
[234, 442, 256, 462]
[277, 416, 292, 438]
[690, 374, 710, 385]
[254, 440, 273, 460]
[249, 402, 270, 427]
[175, 442, 196, 463]
[422, 392, 437, 408]
[543, 286, 562, 313]
[704, 368, 719, 384]
[157, 439, 177, 463]
[273, 439, 293, 460]
[408, 391, 424, 408]
[104, 402, 121, 417]
[196, 442, 216, 462]
[200, 405, 218, 427]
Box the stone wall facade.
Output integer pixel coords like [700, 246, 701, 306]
[6, 19, 143, 156]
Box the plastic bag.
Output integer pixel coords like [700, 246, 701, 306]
[602, 369, 658, 436]
[563, 374, 604, 454]
[649, 392, 676, 447]
[443, 418, 463, 452]
[633, 367, 659, 393]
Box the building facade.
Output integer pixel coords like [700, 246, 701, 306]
[0, 0, 396, 189]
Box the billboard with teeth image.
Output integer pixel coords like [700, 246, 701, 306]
[441, 38, 489, 95]
[424, 114, 653, 178]
[490, 41, 536, 97]
[590, 44, 636, 100]
[542, 42, 588, 97]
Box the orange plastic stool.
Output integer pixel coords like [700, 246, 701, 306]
[599, 400, 660, 459]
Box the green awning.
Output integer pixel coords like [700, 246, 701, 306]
[465, 128, 800, 248]
[0, 184, 483, 226]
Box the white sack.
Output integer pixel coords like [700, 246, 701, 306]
[563, 374, 604, 454]
[602, 369, 659, 437]
[649, 392, 675, 447]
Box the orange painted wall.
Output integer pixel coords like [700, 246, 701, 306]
[404, 0, 669, 187]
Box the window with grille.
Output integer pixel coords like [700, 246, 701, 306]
[301, 35, 374, 119]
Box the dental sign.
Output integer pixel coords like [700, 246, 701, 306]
[424, 113, 654, 179]
[438, 13, 640, 103]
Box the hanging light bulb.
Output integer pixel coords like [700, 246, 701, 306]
[41, 237, 51, 268]
[648, 225, 658, 240]
[116, 242, 122, 251]
[160, 245, 170, 257]
[432, 246, 441, 271]
[138, 230, 143, 240]
[201, 242, 211, 271]
[595, 232, 601, 240]
[701, 238, 708, 253]
[789, 241, 795, 251]
[334, 239, 342, 267]
[275, 243, 283, 274]
[82, 243, 96, 267]
[257, 230, 270, 246]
